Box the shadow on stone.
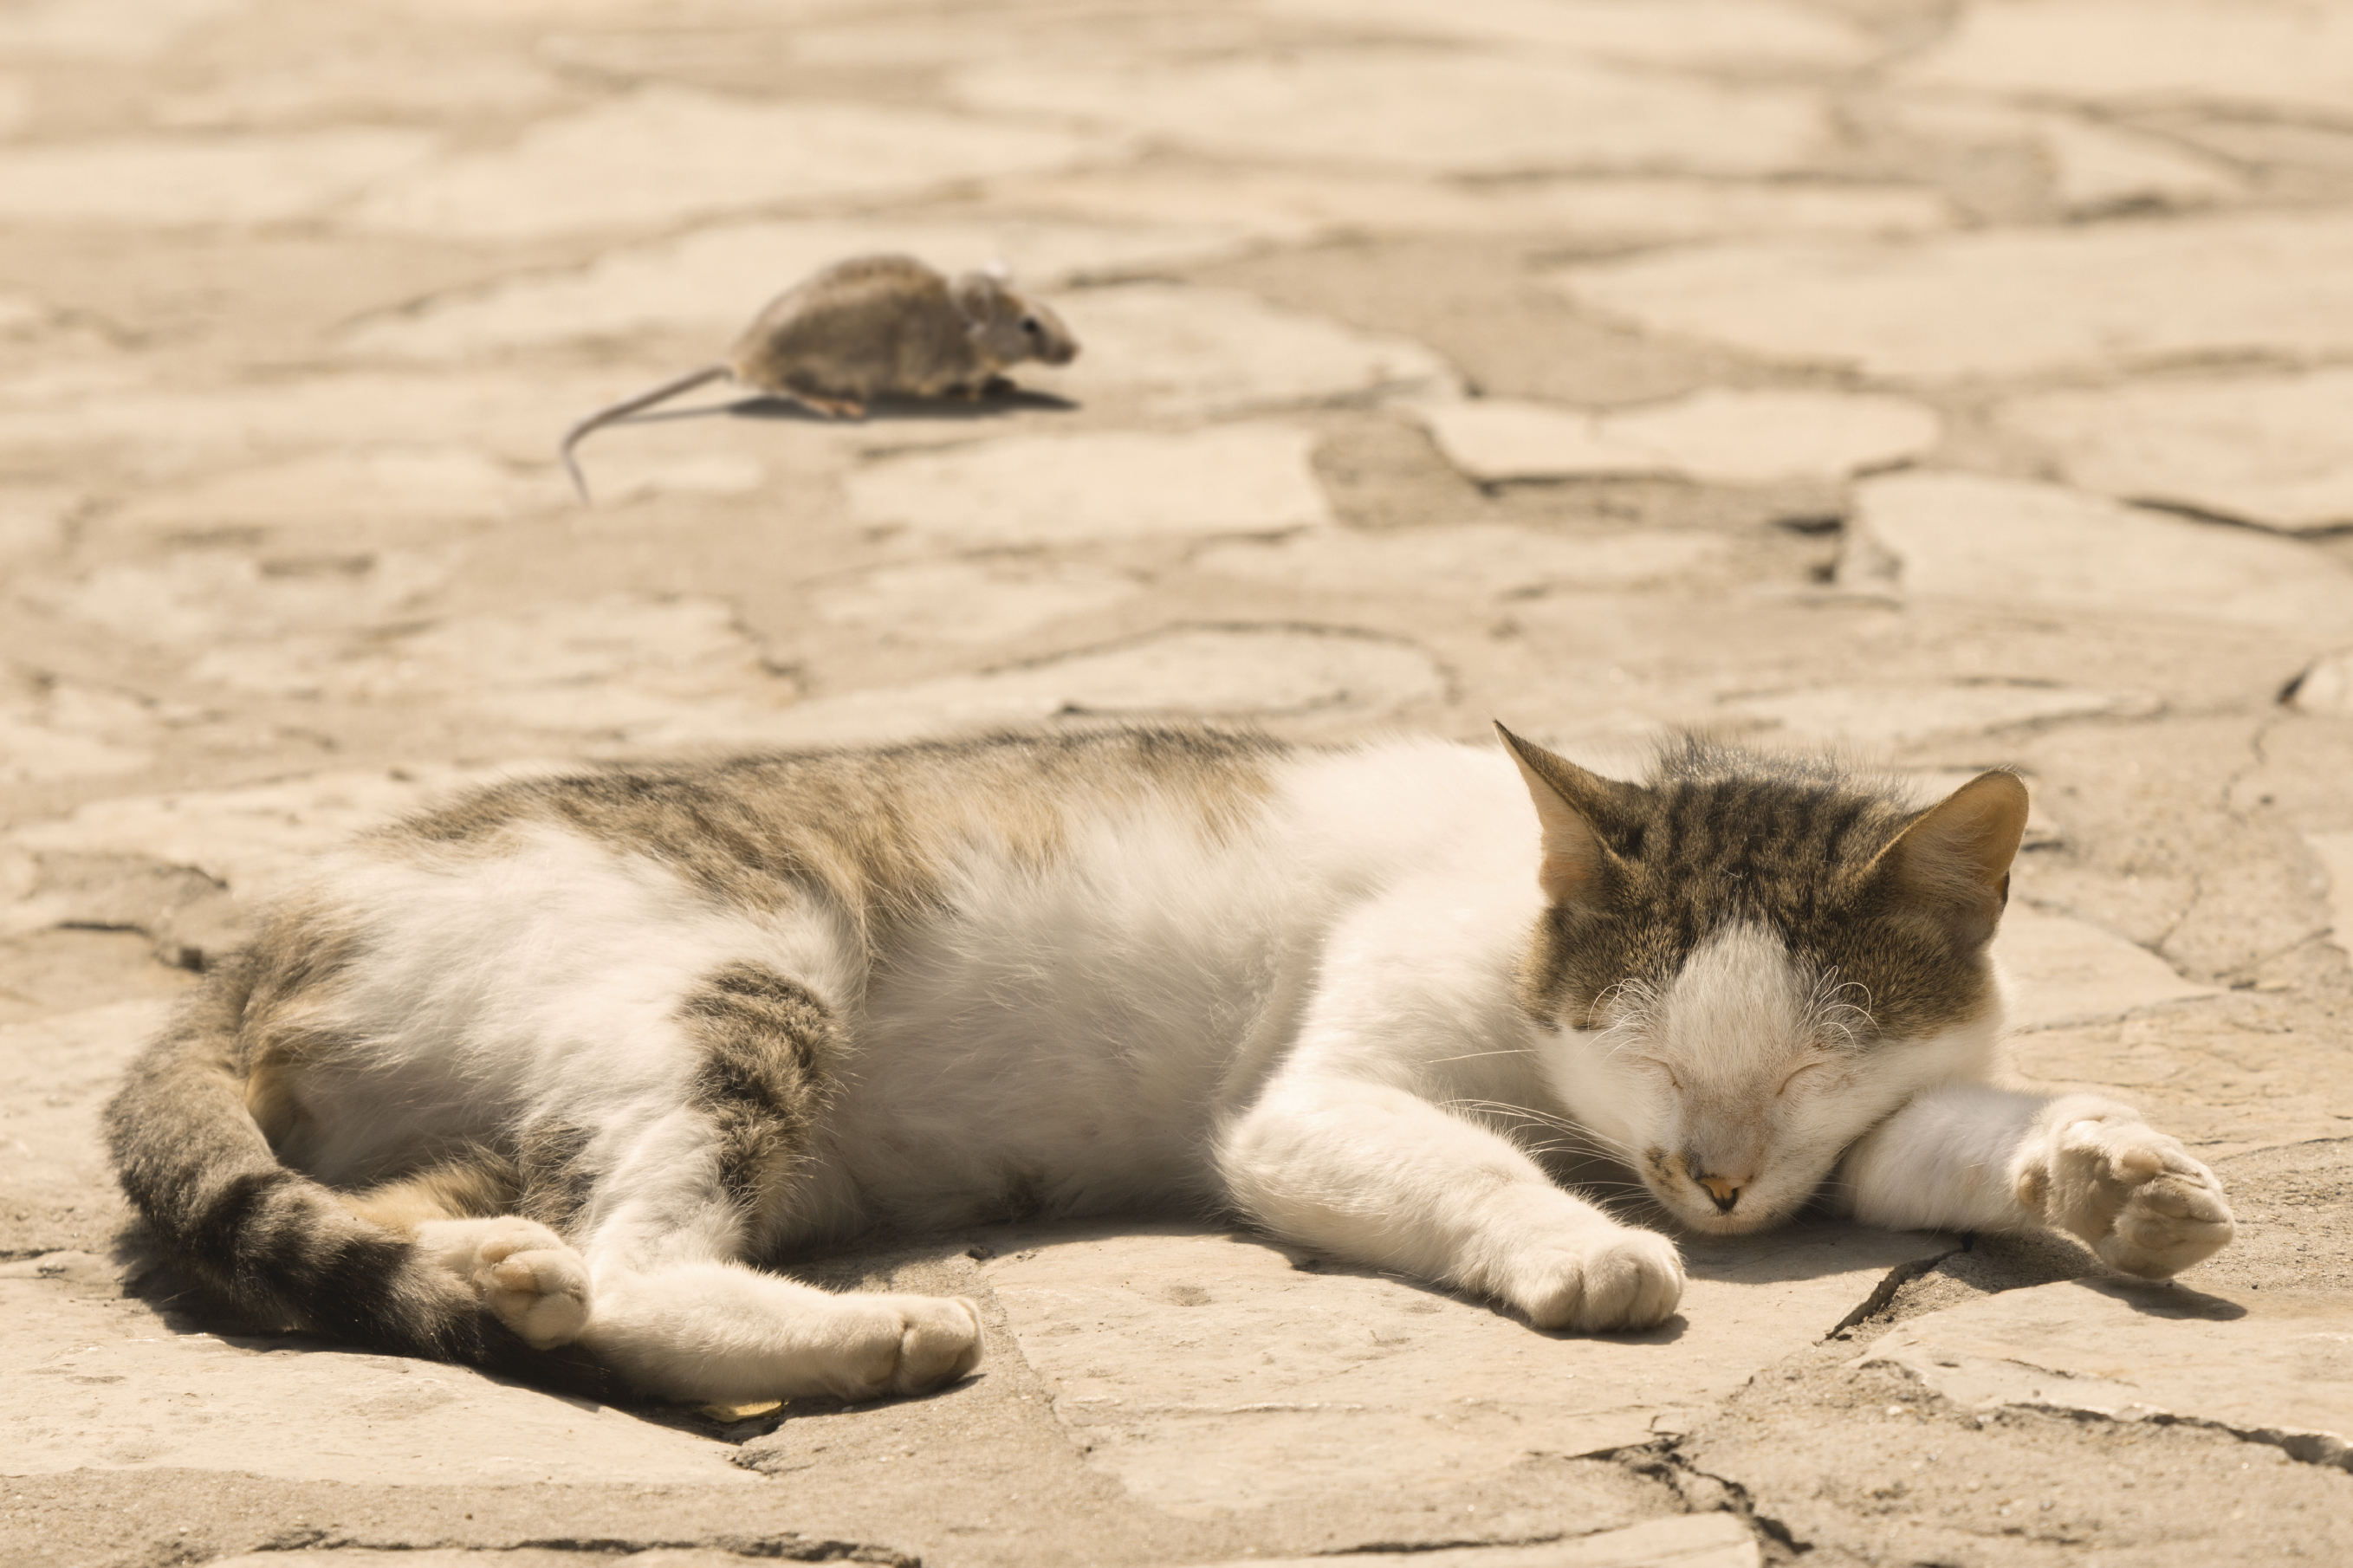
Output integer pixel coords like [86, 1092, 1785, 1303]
[2084, 1276, 2249, 1322]
[730, 386, 1079, 422]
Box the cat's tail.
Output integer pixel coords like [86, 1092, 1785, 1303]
[102, 952, 607, 1396]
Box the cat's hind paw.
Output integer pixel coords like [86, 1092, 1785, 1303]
[418, 1216, 593, 1349]
[2021, 1108, 2235, 1280]
[1509, 1228, 1685, 1332]
[820, 1294, 985, 1401]
[479, 1228, 594, 1349]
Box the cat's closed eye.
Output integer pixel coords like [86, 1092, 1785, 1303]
[1776, 1061, 1828, 1096]
[1634, 1057, 1682, 1092]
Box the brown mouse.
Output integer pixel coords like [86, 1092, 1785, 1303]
[558, 253, 1080, 502]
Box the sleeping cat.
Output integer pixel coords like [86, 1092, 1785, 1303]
[107, 725, 2235, 1404]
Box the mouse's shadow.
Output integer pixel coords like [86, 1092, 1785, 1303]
[619, 385, 1079, 429]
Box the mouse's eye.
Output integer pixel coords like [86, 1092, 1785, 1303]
[1021, 315, 1042, 334]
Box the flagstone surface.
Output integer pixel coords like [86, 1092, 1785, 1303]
[2, 3, 2350, 1566]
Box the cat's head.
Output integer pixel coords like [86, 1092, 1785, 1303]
[1497, 725, 2029, 1236]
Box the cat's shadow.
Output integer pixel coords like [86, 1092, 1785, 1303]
[2076, 1275, 2247, 1321]
[944, 1214, 1711, 1343]
[108, 1224, 619, 1409]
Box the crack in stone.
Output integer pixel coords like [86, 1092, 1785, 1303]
[1883, 1360, 2353, 1475]
[1604, 1442, 1799, 1565]
[1307, 1532, 1585, 1557]
[1821, 1244, 1968, 1340]
[253, 1539, 918, 1563]
[2218, 926, 2337, 988]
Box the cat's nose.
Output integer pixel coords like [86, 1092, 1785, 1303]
[1693, 1170, 1747, 1213]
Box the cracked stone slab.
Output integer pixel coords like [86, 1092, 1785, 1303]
[739, 626, 1449, 750]
[2009, 1012, 2353, 1158]
[953, 51, 1831, 178]
[1265, 0, 1870, 71]
[105, 449, 548, 533]
[845, 425, 1330, 544]
[980, 1221, 1948, 1518]
[988, 168, 1949, 244]
[151, 50, 561, 130]
[187, 595, 802, 741]
[1195, 524, 1721, 600]
[1714, 681, 2160, 749]
[347, 87, 1106, 240]
[0, 1000, 169, 1251]
[2308, 832, 2353, 960]
[0, 368, 664, 472]
[1868, 96, 2238, 217]
[1901, 0, 2353, 120]
[0, 1256, 756, 1486]
[1177, 1513, 1760, 1568]
[0, 0, 243, 60]
[0, 483, 73, 565]
[0, 128, 435, 225]
[1057, 282, 1461, 418]
[1991, 908, 2219, 1033]
[206, 1553, 865, 1568]
[0, 673, 160, 785]
[21, 547, 460, 650]
[1419, 391, 1939, 486]
[808, 560, 1143, 646]
[2, 762, 567, 910]
[1841, 472, 2353, 637]
[1864, 1278, 2353, 1470]
[342, 215, 1251, 360]
[1549, 212, 2353, 380]
[1998, 370, 2353, 536]
[0, 292, 51, 340]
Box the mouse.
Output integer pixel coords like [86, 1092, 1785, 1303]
[558, 253, 1080, 502]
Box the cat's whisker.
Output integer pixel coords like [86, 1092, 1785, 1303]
[1446, 1100, 1649, 1170]
[1423, 1048, 1539, 1065]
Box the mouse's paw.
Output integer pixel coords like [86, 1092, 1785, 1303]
[2017, 1102, 2235, 1279]
[1504, 1225, 1684, 1332]
[794, 391, 865, 419]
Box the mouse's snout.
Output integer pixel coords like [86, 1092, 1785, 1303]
[1021, 302, 1079, 366]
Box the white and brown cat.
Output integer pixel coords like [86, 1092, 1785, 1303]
[107, 726, 2235, 1403]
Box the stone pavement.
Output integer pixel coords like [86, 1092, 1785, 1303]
[3, 1, 2351, 1564]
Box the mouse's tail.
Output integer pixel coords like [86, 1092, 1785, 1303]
[558, 363, 732, 504]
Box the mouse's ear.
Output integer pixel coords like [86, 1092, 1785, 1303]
[950, 269, 1006, 325]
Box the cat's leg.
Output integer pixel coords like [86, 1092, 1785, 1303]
[1220, 1072, 1683, 1331]
[1835, 1084, 2235, 1278]
[567, 961, 983, 1403]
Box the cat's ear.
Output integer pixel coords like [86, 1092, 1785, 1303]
[1494, 722, 1623, 910]
[1871, 770, 2031, 947]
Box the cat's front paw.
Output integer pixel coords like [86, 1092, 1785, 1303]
[2019, 1107, 2234, 1279]
[821, 1294, 986, 1400]
[1506, 1228, 1684, 1332]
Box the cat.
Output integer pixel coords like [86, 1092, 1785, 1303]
[106, 724, 2236, 1405]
